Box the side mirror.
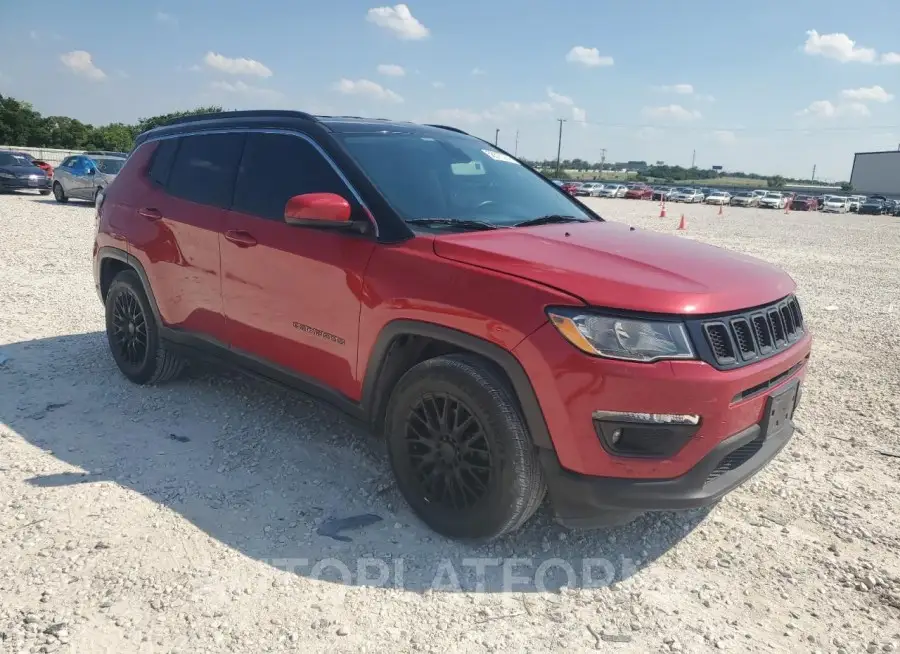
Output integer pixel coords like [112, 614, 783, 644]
[284, 192, 353, 227]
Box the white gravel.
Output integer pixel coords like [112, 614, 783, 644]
[1, 191, 899, 654]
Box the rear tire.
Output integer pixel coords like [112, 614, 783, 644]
[52, 182, 68, 203]
[105, 270, 185, 385]
[384, 354, 546, 541]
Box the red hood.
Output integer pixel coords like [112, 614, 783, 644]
[432, 221, 796, 315]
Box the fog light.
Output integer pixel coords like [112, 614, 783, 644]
[592, 411, 701, 458]
[592, 411, 700, 425]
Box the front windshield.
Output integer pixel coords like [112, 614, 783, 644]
[765, 192, 781, 198]
[0, 153, 35, 167]
[93, 158, 125, 174]
[339, 132, 593, 227]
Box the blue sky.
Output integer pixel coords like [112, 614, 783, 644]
[2, 0, 900, 180]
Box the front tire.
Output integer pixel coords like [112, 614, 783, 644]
[384, 354, 546, 541]
[105, 270, 185, 385]
[52, 182, 68, 203]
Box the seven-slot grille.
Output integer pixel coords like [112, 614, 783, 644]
[701, 296, 804, 367]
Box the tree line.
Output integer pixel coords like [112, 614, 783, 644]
[0, 94, 222, 152]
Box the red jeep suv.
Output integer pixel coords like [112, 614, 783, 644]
[93, 111, 812, 541]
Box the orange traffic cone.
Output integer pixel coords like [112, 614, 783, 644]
[718, 203, 724, 216]
[659, 200, 667, 218]
[677, 214, 687, 230]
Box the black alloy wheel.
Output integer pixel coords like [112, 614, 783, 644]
[405, 392, 493, 511]
[111, 288, 148, 369]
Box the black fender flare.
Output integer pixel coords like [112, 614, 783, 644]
[361, 320, 553, 449]
[96, 246, 163, 325]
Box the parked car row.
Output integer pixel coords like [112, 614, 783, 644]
[0, 149, 128, 204]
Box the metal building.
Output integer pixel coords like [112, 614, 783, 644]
[849, 150, 900, 196]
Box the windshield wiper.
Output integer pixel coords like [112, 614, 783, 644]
[406, 218, 500, 231]
[513, 214, 589, 227]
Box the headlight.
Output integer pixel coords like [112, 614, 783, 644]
[546, 308, 696, 362]
[0, 171, 14, 179]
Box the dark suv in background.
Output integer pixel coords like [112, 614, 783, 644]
[93, 110, 811, 540]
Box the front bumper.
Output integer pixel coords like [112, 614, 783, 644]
[513, 321, 811, 526]
[0, 176, 51, 191]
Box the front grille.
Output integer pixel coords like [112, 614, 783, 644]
[695, 296, 804, 369]
[705, 435, 764, 484]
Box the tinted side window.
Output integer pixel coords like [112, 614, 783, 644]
[148, 138, 179, 187]
[59, 157, 74, 168]
[232, 133, 350, 220]
[166, 133, 245, 208]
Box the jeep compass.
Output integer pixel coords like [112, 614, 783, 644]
[93, 110, 812, 541]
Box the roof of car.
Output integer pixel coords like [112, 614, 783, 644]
[135, 110, 474, 145]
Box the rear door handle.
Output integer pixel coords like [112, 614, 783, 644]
[224, 230, 258, 247]
[138, 207, 162, 220]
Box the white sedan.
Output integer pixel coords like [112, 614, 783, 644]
[821, 195, 850, 213]
[671, 188, 704, 203]
[599, 184, 627, 198]
[705, 191, 732, 205]
[759, 192, 786, 209]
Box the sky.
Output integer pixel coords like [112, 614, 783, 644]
[2, 0, 900, 181]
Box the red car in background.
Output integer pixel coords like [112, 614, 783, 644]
[790, 195, 818, 211]
[624, 183, 653, 199]
[561, 182, 580, 196]
[13, 152, 54, 176]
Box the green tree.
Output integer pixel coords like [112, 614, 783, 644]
[840, 182, 853, 192]
[135, 106, 223, 134]
[767, 175, 786, 188]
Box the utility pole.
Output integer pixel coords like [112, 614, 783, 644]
[555, 118, 566, 176]
[599, 148, 607, 177]
[811, 164, 816, 181]
[494, 128, 499, 146]
[514, 130, 519, 157]
[690, 149, 696, 169]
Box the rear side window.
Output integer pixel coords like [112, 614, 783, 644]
[59, 157, 75, 168]
[232, 133, 350, 221]
[148, 138, 179, 187]
[166, 133, 245, 208]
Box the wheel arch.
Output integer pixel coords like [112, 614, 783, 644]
[361, 320, 553, 449]
[96, 247, 162, 325]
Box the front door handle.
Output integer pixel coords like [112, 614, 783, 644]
[138, 207, 162, 220]
[224, 230, 258, 247]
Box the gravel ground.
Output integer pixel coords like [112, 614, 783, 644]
[1, 192, 899, 654]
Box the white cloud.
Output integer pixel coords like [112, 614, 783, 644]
[803, 30, 877, 63]
[432, 100, 554, 125]
[366, 4, 429, 40]
[547, 87, 574, 106]
[376, 64, 406, 77]
[713, 130, 737, 145]
[658, 83, 694, 94]
[333, 78, 403, 103]
[882, 52, 900, 65]
[566, 46, 614, 67]
[431, 81, 445, 88]
[155, 11, 177, 24]
[642, 104, 701, 120]
[59, 50, 106, 81]
[471, 67, 486, 76]
[796, 99, 871, 118]
[841, 85, 894, 102]
[210, 80, 282, 99]
[572, 107, 587, 123]
[203, 52, 272, 78]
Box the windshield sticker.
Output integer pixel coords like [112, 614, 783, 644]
[481, 149, 520, 165]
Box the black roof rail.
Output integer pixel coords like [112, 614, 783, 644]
[424, 124, 470, 135]
[160, 109, 319, 128]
